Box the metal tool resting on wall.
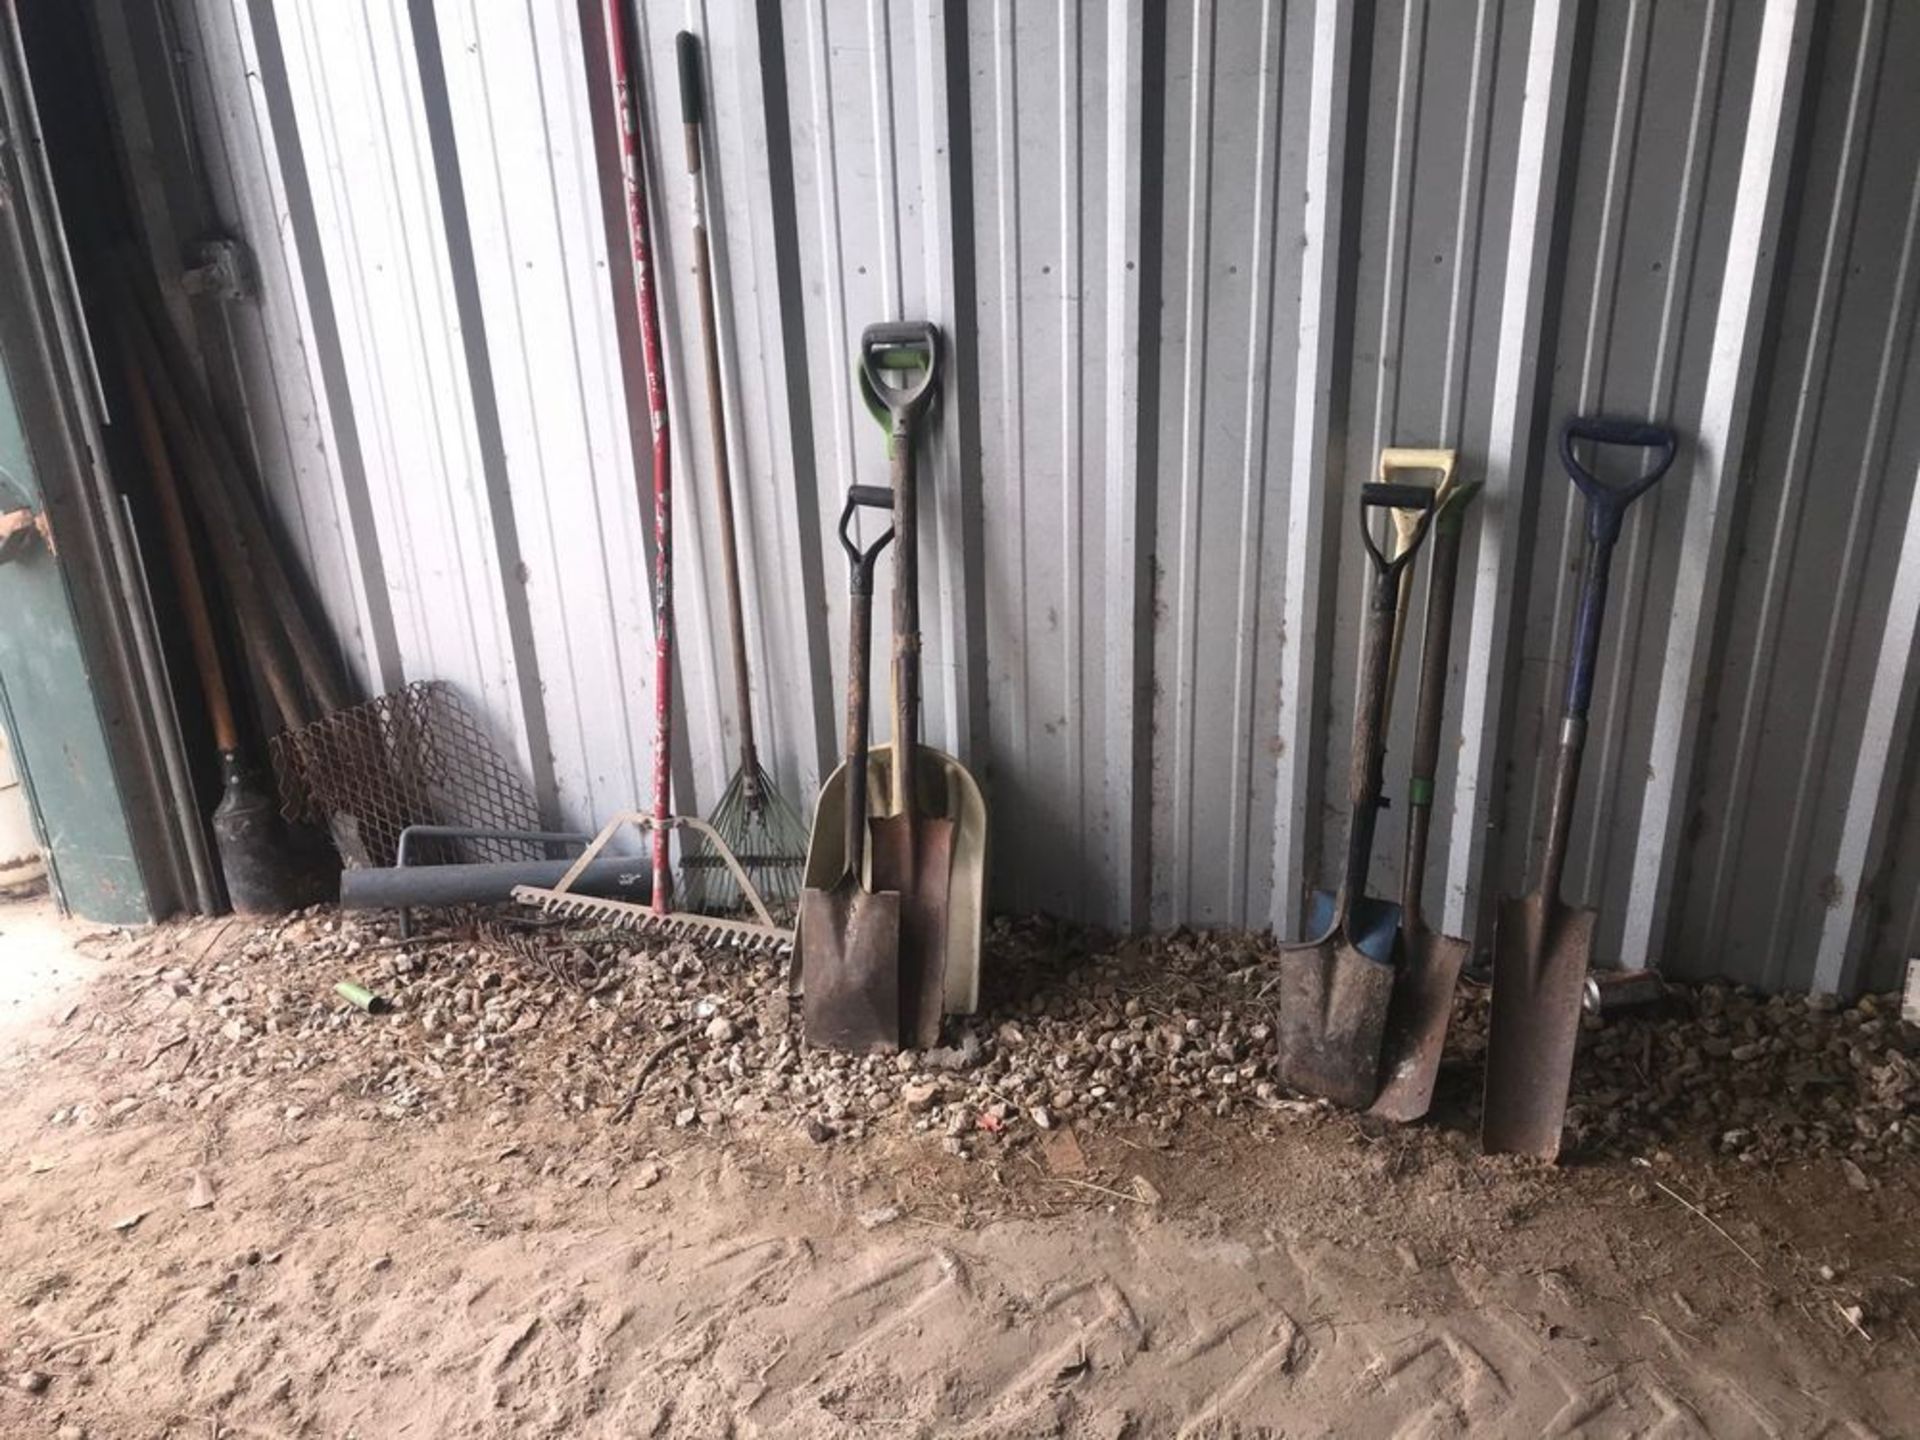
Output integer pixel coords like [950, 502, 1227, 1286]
[1372, 464, 1482, 1124]
[1482, 417, 1678, 1161]
[800, 485, 900, 1051]
[1276, 480, 1436, 1109]
[671, 30, 810, 919]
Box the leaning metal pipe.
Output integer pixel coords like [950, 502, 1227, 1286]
[340, 855, 651, 911]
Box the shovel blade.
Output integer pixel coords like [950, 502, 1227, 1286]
[868, 813, 956, 1050]
[799, 881, 902, 1053]
[1276, 938, 1394, 1108]
[1482, 893, 1593, 1160]
[1369, 924, 1468, 1123]
[1308, 888, 1399, 965]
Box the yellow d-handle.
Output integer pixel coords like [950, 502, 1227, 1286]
[1376, 449, 1459, 728]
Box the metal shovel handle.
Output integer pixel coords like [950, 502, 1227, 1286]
[838, 486, 896, 874]
[1557, 416, 1678, 717]
[1536, 415, 1679, 901]
[1336, 483, 1438, 913]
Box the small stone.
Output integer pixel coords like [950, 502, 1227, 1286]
[369, 1255, 392, 1272]
[1840, 1158, 1872, 1192]
[805, 1118, 834, 1144]
[858, 1203, 902, 1229]
[704, 1016, 737, 1043]
[632, 1162, 663, 1190]
[1030, 1106, 1055, 1131]
[901, 1080, 942, 1112]
[16, 1371, 49, 1395]
[675, 1106, 698, 1128]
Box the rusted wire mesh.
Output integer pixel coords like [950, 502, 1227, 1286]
[270, 681, 542, 869]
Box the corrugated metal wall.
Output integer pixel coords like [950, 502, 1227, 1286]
[130, 0, 1920, 994]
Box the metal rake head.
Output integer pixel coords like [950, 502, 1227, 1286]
[680, 761, 809, 916]
[510, 885, 792, 954]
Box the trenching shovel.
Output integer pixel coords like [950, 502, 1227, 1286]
[858, 323, 962, 1051]
[1482, 416, 1677, 1159]
[1371, 471, 1482, 1123]
[800, 487, 900, 1052]
[1308, 449, 1460, 963]
[1277, 480, 1437, 1108]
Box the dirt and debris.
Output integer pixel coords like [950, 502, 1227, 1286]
[0, 902, 1915, 1437]
[45, 911, 1915, 1173]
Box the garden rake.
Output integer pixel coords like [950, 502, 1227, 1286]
[512, 811, 790, 952]
[671, 30, 809, 918]
[513, 3, 790, 956]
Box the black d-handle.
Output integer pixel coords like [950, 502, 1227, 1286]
[1358, 481, 1437, 579]
[676, 32, 704, 126]
[1559, 416, 1677, 543]
[838, 484, 895, 594]
[857, 321, 940, 429]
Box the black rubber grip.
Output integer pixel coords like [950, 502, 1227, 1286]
[1562, 415, 1675, 451]
[1362, 481, 1437, 510]
[677, 32, 703, 125]
[848, 484, 893, 509]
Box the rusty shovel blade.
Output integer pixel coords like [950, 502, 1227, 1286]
[799, 880, 902, 1054]
[1276, 937, 1395, 1110]
[868, 812, 955, 1051]
[1369, 923, 1468, 1123]
[1481, 892, 1594, 1161]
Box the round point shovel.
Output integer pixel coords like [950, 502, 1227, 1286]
[1277, 480, 1437, 1108]
[1371, 472, 1482, 1123]
[800, 487, 900, 1053]
[1308, 449, 1459, 963]
[1482, 416, 1677, 1159]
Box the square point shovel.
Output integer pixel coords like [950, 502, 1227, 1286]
[1482, 416, 1677, 1159]
[1277, 480, 1437, 1108]
[1308, 449, 1459, 962]
[800, 487, 900, 1053]
[1371, 471, 1483, 1123]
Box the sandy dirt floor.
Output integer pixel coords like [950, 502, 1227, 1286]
[0, 898, 1914, 1438]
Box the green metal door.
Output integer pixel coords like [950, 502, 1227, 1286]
[0, 361, 149, 924]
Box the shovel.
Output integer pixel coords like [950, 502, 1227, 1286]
[1482, 416, 1677, 1159]
[1308, 449, 1459, 963]
[857, 323, 966, 1050]
[1277, 480, 1437, 1107]
[1371, 470, 1483, 1122]
[800, 486, 900, 1053]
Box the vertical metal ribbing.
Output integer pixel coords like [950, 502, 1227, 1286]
[1267, 0, 1355, 936]
[1442, 0, 1580, 942]
[1617, 0, 1815, 972]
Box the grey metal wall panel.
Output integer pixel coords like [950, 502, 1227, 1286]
[1491, 0, 1762, 969]
[135, 0, 1920, 992]
[1148, 0, 1314, 929]
[1678, 0, 1920, 993]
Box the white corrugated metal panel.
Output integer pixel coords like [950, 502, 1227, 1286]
[142, 0, 1920, 992]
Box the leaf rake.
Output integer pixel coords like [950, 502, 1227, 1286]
[512, 812, 793, 953]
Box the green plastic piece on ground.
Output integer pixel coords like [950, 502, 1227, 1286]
[335, 981, 390, 1015]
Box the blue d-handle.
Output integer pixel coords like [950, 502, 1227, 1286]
[1560, 416, 1678, 718]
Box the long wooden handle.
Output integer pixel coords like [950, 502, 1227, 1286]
[121, 345, 236, 754]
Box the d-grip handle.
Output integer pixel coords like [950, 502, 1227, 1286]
[1560, 416, 1677, 543]
[838, 485, 895, 593]
[857, 322, 940, 429]
[1358, 481, 1436, 581]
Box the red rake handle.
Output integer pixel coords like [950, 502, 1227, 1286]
[607, 0, 674, 914]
